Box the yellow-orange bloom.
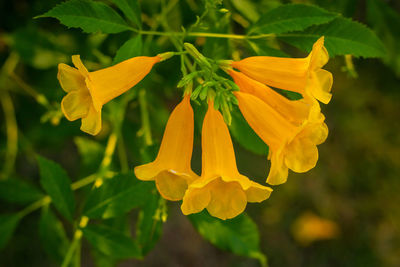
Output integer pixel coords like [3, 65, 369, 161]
[134, 95, 198, 201]
[181, 101, 272, 220]
[235, 92, 328, 185]
[291, 212, 340, 246]
[229, 70, 322, 126]
[58, 55, 161, 135]
[231, 37, 332, 104]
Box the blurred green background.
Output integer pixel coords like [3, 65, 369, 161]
[1, 0, 399, 266]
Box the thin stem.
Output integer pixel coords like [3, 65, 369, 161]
[74, 239, 81, 267]
[0, 91, 18, 180]
[61, 230, 82, 267]
[70, 174, 98, 190]
[138, 89, 153, 146]
[117, 136, 129, 173]
[17, 196, 51, 218]
[8, 72, 51, 110]
[99, 133, 118, 171]
[136, 29, 275, 40]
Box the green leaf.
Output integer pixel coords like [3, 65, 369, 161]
[37, 156, 75, 221]
[37, 0, 132, 34]
[12, 27, 70, 69]
[110, 0, 141, 28]
[279, 17, 386, 58]
[83, 173, 153, 219]
[229, 107, 269, 156]
[39, 207, 69, 264]
[230, 0, 260, 23]
[247, 40, 289, 57]
[112, 35, 143, 65]
[74, 136, 105, 170]
[249, 4, 338, 35]
[136, 191, 163, 255]
[0, 178, 43, 204]
[189, 211, 266, 265]
[0, 214, 20, 250]
[367, 0, 400, 76]
[82, 224, 141, 259]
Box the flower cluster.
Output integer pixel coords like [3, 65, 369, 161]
[135, 96, 272, 220]
[228, 37, 332, 185]
[58, 55, 161, 135]
[58, 37, 332, 220]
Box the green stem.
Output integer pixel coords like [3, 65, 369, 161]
[117, 136, 129, 173]
[70, 174, 98, 190]
[61, 230, 82, 267]
[0, 90, 18, 180]
[136, 29, 275, 40]
[99, 133, 118, 172]
[17, 196, 51, 218]
[8, 72, 51, 109]
[138, 89, 153, 146]
[74, 238, 81, 267]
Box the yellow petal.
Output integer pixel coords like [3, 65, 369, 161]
[155, 95, 195, 173]
[267, 150, 288, 185]
[72, 55, 89, 76]
[61, 90, 91, 121]
[134, 161, 163, 181]
[87, 56, 161, 107]
[301, 122, 329, 145]
[309, 37, 329, 70]
[234, 92, 296, 152]
[80, 105, 102, 135]
[57, 63, 86, 93]
[155, 170, 192, 201]
[231, 55, 309, 93]
[229, 70, 310, 125]
[285, 138, 318, 173]
[206, 179, 247, 220]
[134, 95, 198, 200]
[245, 182, 273, 203]
[306, 69, 333, 104]
[185, 101, 272, 219]
[201, 101, 240, 179]
[181, 187, 211, 215]
[231, 36, 332, 104]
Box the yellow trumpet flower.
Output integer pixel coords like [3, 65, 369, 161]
[181, 101, 272, 220]
[231, 37, 333, 104]
[58, 55, 161, 135]
[229, 69, 322, 126]
[134, 95, 199, 201]
[235, 92, 328, 185]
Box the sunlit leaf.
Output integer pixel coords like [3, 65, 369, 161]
[82, 224, 141, 259]
[189, 211, 266, 265]
[249, 4, 338, 34]
[37, 156, 75, 221]
[110, 0, 141, 28]
[83, 173, 153, 219]
[279, 17, 386, 58]
[37, 0, 132, 34]
[112, 35, 143, 64]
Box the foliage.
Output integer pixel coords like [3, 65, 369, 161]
[1, 0, 399, 266]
